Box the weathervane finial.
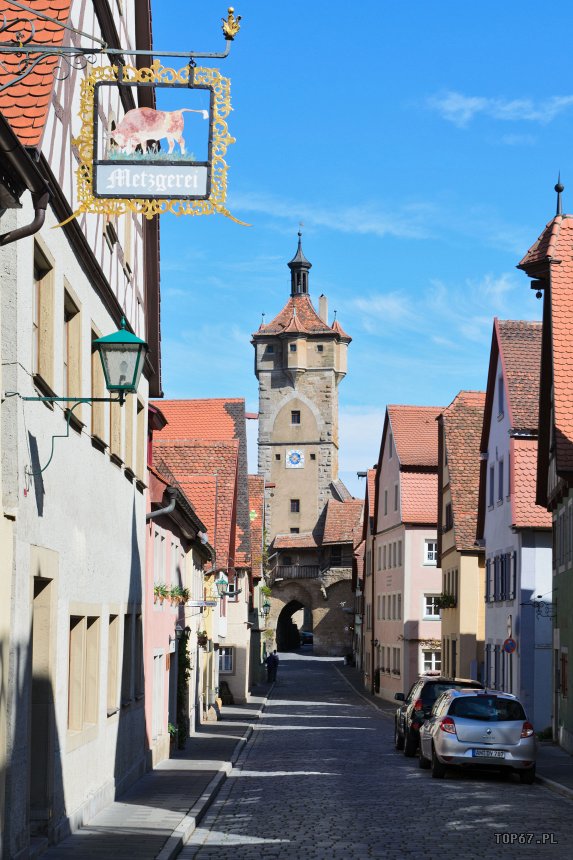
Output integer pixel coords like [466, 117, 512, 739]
[555, 172, 565, 216]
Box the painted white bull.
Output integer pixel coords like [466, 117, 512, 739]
[107, 106, 209, 155]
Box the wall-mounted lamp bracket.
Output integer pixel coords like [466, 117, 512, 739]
[4, 392, 123, 476]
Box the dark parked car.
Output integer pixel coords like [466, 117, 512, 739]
[394, 674, 484, 756]
[299, 631, 313, 646]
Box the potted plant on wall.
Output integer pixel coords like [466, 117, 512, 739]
[436, 593, 456, 610]
[169, 585, 184, 605]
[197, 630, 208, 648]
[154, 583, 168, 605]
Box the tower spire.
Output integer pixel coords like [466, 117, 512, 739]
[555, 173, 564, 216]
[287, 230, 312, 296]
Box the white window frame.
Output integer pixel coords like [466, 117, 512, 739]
[423, 594, 440, 619]
[424, 539, 437, 565]
[422, 649, 441, 673]
[219, 646, 234, 674]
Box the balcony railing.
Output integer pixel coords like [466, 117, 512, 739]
[269, 565, 320, 583]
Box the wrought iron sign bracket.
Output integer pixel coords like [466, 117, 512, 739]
[0, 6, 241, 93]
[520, 600, 556, 620]
[4, 393, 124, 477]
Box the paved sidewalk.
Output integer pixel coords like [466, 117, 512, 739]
[336, 661, 573, 800]
[42, 692, 268, 860]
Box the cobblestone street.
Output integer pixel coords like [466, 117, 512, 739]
[180, 654, 573, 860]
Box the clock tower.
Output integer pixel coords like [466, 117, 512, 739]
[252, 235, 352, 542]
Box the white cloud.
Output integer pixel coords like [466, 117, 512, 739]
[428, 90, 573, 128]
[229, 191, 437, 241]
[352, 272, 532, 348]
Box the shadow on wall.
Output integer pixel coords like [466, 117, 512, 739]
[113, 497, 147, 797]
[1, 608, 67, 856]
[313, 579, 354, 657]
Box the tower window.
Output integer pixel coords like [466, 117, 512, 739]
[291, 410, 301, 425]
[310, 453, 316, 460]
[275, 453, 281, 461]
[291, 499, 300, 513]
[289, 343, 297, 353]
[317, 345, 324, 352]
[290, 528, 299, 534]
[266, 345, 274, 354]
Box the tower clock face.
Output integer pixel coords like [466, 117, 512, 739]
[286, 449, 305, 469]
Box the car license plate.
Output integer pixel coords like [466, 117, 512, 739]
[472, 749, 505, 758]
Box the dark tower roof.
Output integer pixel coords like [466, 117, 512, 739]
[287, 232, 312, 296]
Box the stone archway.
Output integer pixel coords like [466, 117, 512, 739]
[276, 599, 312, 651]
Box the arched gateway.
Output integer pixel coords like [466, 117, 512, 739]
[251, 236, 361, 657]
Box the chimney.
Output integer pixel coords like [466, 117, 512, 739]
[319, 293, 328, 324]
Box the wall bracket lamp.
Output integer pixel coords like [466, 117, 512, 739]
[4, 319, 148, 476]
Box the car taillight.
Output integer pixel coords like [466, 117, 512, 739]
[521, 721, 534, 738]
[413, 698, 423, 711]
[439, 717, 457, 734]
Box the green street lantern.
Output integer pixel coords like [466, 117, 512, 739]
[93, 318, 148, 401]
[215, 573, 229, 598]
[261, 599, 271, 618]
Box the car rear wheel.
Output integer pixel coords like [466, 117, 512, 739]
[403, 729, 417, 757]
[394, 723, 404, 751]
[519, 766, 536, 785]
[419, 748, 431, 769]
[431, 747, 446, 779]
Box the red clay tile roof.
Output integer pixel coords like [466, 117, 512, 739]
[153, 439, 239, 571]
[152, 398, 251, 567]
[441, 391, 486, 551]
[518, 215, 564, 270]
[0, 1, 71, 148]
[273, 532, 319, 550]
[401, 472, 438, 524]
[520, 217, 573, 474]
[153, 398, 245, 440]
[388, 405, 443, 467]
[322, 499, 364, 546]
[254, 294, 350, 340]
[367, 469, 376, 519]
[497, 320, 543, 431]
[248, 474, 265, 578]
[511, 438, 551, 529]
[330, 319, 352, 341]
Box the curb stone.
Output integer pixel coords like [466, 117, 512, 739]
[536, 774, 573, 802]
[156, 691, 271, 860]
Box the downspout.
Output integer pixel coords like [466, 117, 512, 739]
[371, 534, 376, 695]
[0, 189, 49, 246]
[146, 486, 177, 522]
[0, 116, 51, 246]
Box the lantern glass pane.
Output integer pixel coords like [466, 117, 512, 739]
[99, 342, 141, 392]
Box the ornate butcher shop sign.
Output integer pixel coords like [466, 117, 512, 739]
[66, 60, 245, 224]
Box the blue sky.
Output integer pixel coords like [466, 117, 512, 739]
[152, 0, 570, 496]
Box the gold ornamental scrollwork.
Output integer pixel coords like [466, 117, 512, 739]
[63, 60, 247, 227]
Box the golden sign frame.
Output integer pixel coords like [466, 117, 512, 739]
[68, 60, 246, 225]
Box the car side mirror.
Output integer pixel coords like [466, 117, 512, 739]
[394, 693, 405, 701]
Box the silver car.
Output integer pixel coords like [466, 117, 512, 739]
[419, 689, 537, 783]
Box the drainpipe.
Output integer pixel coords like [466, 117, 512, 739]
[371, 534, 376, 695]
[146, 486, 177, 522]
[0, 116, 51, 246]
[0, 189, 49, 246]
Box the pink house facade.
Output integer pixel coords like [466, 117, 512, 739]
[145, 407, 213, 766]
[369, 406, 443, 701]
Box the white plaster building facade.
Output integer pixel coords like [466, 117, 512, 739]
[478, 320, 552, 731]
[0, 3, 161, 855]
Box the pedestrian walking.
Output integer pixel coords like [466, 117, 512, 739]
[266, 649, 279, 683]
